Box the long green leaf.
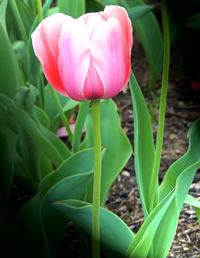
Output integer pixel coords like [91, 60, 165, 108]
[17, 149, 94, 257]
[185, 194, 200, 208]
[81, 99, 132, 205]
[14, 86, 47, 182]
[186, 13, 200, 31]
[54, 199, 135, 258]
[86, 0, 104, 12]
[26, 0, 53, 87]
[0, 94, 71, 167]
[13, 41, 30, 81]
[0, 21, 20, 97]
[44, 84, 78, 131]
[128, 5, 154, 23]
[185, 194, 200, 224]
[152, 119, 200, 257]
[0, 0, 8, 34]
[160, 119, 200, 200]
[58, 0, 85, 18]
[72, 101, 90, 153]
[129, 72, 155, 217]
[126, 187, 177, 257]
[37, 148, 94, 201]
[42, 172, 93, 257]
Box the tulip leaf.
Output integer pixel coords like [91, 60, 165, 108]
[126, 187, 177, 257]
[72, 101, 90, 153]
[129, 72, 155, 217]
[42, 172, 93, 257]
[58, 0, 85, 18]
[26, 0, 53, 87]
[151, 119, 200, 257]
[13, 41, 30, 81]
[17, 149, 94, 257]
[81, 99, 132, 205]
[14, 86, 49, 183]
[15, 0, 34, 35]
[16, 126, 41, 182]
[160, 119, 200, 200]
[0, 0, 8, 34]
[44, 84, 78, 131]
[39, 152, 53, 179]
[23, 0, 36, 16]
[37, 148, 94, 200]
[185, 194, 200, 224]
[48, 7, 59, 16]
[128, 5, 154, 22]
[33, 105, 50, 128]
[86, 0, 104, 12]
[0, 93, 71, 168]
[0, 21, 20, 97]
[186, 13, 200, 31]
[14, 85, 39, 113]
[53, 199, 135, 258]
[185, 194, 200, 208]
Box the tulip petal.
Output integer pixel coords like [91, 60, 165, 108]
[32, 13, 70, 95]
[88, 15, 126, 98]
[83, 57, 104, 99]
[104, 6, 133, 85]
[104, 6, 132, 51]
[59, 19, 90, 101]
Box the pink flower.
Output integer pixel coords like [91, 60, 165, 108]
[32, 6, 133, 101]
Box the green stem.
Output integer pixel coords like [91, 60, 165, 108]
[49, 86, 73, 144]
[148, 0, 170, 212]
[36, 0, 43, 23]
[10, 0, 27, 42]
[91, 99, 102, 258]
[36, 0, 45, 108]
[72, 101, 90, 153]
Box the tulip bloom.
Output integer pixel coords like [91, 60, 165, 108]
[32, 6, 133, 101]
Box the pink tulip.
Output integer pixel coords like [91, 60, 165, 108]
[32, 6, 133, 101]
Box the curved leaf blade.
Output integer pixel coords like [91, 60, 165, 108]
[42, 172, 93, 257]
[152, 119, 200, 257]
[54, 199, 135, 258]
[58, 0, 85, 18]
[17, 150, 95, 257]
[0, 94, 70, 167]
[0, 21, 20, 97]
[129, 72, 155, 217]
[185, 194, 200, 224]
[127, 187, 177, 257]
[128, 5, 154, 23]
